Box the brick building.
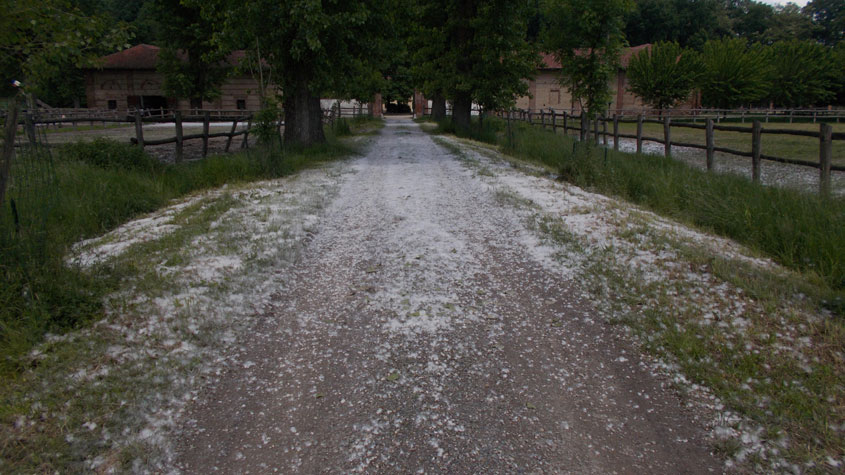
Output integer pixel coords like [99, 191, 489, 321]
[84, 44, 271, 112]
[516, 44, 656, 113]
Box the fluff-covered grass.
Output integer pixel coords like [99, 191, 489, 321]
[0, 118, 378, 374]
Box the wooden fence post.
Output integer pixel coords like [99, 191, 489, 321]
[580, 112, 587, 141]
[134, 111, 144, 148]
[202, 111, 210, 158]
[551, 109, 556, 131]
[663, 115, 671, 157]
[541, 109, 545, 128]
[636, 114, 643, 154]
[24, 113, 37, 147]
[594, 115, 600, 143]
[241, 118, 252, 149]
[602, 115, 608, 145]
[563, 112, 568, 137]
[225, 118, 239, 152]
[706, 118, 715, 171]
[1, 102, 19, 207]
[751, 120, 762, 183]
[174, 111, 183, 163]
[613, 114, 619, 151]
[820, 123, 832, 196]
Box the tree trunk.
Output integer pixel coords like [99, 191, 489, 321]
[283, 78, 325, 146]
[431, 94, 447, 120]
[452, 93, 472, 130]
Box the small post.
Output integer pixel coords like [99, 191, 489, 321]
[820, 123, 833, 196]
[1, 102, 20, 206]
[174, 111, 183, 163]
[551, 109, 556, 131]
[751, 120, 762, 183]
[225, 118, 239, 152]
[134, 111, 144, 148]
[202, 111, 210, 158]
[706, 118, 715, 171]
[602, 115, 608, 145]
[613, 113, 619, 151]
[636, 114, 643, 154]
[563, 112, 568, 136]
[541, 109, 545, 129]
[813, 111, 817, 123]
[241, 118, 252, 149]
[580, 112, 587, 141]
[24, 113, 37, 147]
[663, 115, 671, 157]
[593, 115, 600, 143]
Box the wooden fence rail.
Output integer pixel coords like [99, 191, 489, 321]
[14, 105, 368, 162]
[500, 108, 843, 196]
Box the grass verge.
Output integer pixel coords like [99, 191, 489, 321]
[0, 117, 379, 376]
[429, 117, 845, 309]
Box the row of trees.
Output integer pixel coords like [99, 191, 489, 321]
[625, 0, 845, 49]
[628, 38, 845, 110]
[4, 0, 845, 146]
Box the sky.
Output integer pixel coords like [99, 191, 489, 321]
[758, 0, 809, 6]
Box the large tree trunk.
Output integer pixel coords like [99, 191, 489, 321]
[452, 93, 473, 130]
[283, 78, 325, 147]
[431, 94, 447, 120]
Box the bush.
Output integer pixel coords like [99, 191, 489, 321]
[59, 138, 162, 172]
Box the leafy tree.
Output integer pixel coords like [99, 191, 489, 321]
[194, 0, 387, 146]
[697, 37, 772, 108]
[0, 0, 130, 102]
[414, 0, 537, 129]
[762, 3, 814, 44]
[766, 40, 837, 107]
[626, 42, 698, 110]
[154, 0, 230, 106]
[726, 0, 774, 43]
[804, 0, 845, 46]
[409, 0, 451, 119]
[545, 0, 634, 119]
[624, 0, 730, 49]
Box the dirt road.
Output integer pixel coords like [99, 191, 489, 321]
[175, 118, 721, 473]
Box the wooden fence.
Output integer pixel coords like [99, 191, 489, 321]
[499, 108, 843, 196]
[11, 105, 369, 163]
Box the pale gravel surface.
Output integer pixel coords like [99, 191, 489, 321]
[174, 119, 722, 473]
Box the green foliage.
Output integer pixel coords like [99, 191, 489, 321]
[0, 0, 131, 101]
[804, 0, 845, 46]
[412, 0, 539, 127]
[190, 0, 387, 145]
[626, 42, 699, 110]
[0, 131, 359, 373]
[766, 40, 837, 108]
[153, 0, 230, 103]
[59, 139, 162, 172]
[544, 0, 634, 118]
[431, 117, 845, 293]
[697, 38, 772, 109]
[253, 98, 283, 145]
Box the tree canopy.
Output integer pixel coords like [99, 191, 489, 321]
[545, 0, 634, 118]
[626, 41, 699, 110]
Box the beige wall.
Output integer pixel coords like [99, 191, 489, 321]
[85, 70, 272, 111]
[515, 70, 647, 113]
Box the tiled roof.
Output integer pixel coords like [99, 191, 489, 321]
[540, 44, 652, 70]
[92, 44, 254, 70]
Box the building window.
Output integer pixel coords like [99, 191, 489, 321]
[550, 90, 561, 105]
[107, 100, 117, 110]
[236, 99, 246, 110]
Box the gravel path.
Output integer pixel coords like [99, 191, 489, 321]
[175, 118, 721, 473]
